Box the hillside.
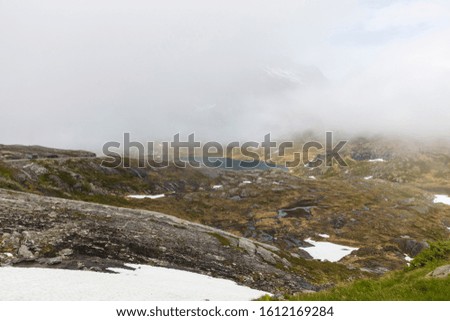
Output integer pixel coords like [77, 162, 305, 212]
[1, 139, 450, 297]
[260, 241, 450, 300]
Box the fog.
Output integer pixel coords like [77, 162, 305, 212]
[1, 0, 449, 151]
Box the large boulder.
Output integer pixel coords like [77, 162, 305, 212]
[18, 245, 35, 260]
[393, 238, 429, 257]
[427, 265, 450, 278]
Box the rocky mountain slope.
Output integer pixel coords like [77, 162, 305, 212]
[1, 139, 449, 295]
[0, 144, 96, 160]
[0, 188, 321, 293]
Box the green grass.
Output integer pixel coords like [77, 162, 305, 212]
[262, 241, 450, 301]
[408, 241, 450, 269]
[0, 162, 14, 179]
[278, 252, 365, 285]
[208, 232, 232, 246]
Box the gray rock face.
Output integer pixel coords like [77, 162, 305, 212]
[47, 257, 63, 265]
[428, 264, 450, 278]
[427, 265, 450, 278]
[59, 249, 73, 257]
[256, 246, 280, 265]
[238, 238, 256, 255]
[0, 188, 316, 293]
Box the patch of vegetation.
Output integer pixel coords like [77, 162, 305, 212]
[0, 162, 23, 191]
[408, 241, 450, 270]
[208, 232, 232, 246]
[0, 162, 14, 179]
[263, 241, 450, 301]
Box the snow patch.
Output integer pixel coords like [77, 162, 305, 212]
[433, 194, 450, 206]
[368, 159, 385, 162]
[242, 181, 252, 184]
[308, 176, 316, 180]
[0, 252, 13, 258]
[212, 185, 223, 190]
[127, 194, 165, 200]
[300, 238, 358, 262]
[0, 264, 268, 301]
[364, 176, 373, 180]
[318, 234, 330, 238]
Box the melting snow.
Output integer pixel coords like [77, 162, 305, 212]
[368, 159, 385, 162]
[242, 181, 252, 184]
[127, 194, 165, 200]
[301, 238, 358, 262]
[308, 176, 316, 180]
[318, 234, 330, 238]
[0, 264, 268, 301]
[434, 194, 450, 206]
[212, 185, 223, 189]
[404, 254, 413, 266]
[364, 176, 373, 180]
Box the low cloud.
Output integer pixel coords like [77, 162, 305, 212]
[0, 0, 449, 150]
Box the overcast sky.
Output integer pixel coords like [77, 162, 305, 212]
[1, 0, 449, 150]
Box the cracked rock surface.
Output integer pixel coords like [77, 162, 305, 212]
[0, 188, 316, 293]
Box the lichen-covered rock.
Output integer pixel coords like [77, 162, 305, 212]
[238, 238, 256, 255]
[18, 245, 35, 260]
[427, 265, 450, 278]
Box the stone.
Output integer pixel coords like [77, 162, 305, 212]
[47, 257, 62, 265]
[427, 265, 450, 278]
[394, 238, 429, 257]
[256, 246, 279, 265]
[90, 266, 102, 272]
[18, 245, 35, 260]
[239, 189, 250, 198]
[331, 215, 346, 229]
[59, 248, 73, 256]
[281, 258, 292, 268]
[48, 211, 58, 218]
[238, 238, 256, 255]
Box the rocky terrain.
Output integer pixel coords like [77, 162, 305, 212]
[0, 188, 318, 293]
[0, 144, 96, 161]
[1, 139, 449, 295]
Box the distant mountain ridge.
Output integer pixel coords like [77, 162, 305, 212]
[0, 144, 96, 160]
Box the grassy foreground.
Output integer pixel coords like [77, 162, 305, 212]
[259, 241, 450, 301]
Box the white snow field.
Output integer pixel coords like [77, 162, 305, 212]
[0, 264, 268, 301]
[317, 233, 330, 238]
[433, 194, 450, 206]
[127, 194, 165, 199]
[301, 238, 359, 262]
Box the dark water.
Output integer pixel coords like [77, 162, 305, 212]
[182, 157, 287, 171]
